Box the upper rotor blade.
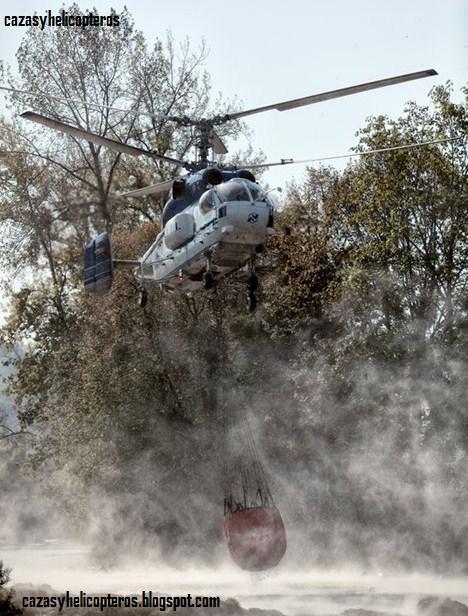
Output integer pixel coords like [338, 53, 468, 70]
[2, 86, 138, 116]
[21, 112, 187, 166]
[228, 69, 437, 120]
[209, 129, 229, 155]
[119, 179, 174, 198]
[240, 136, 460, 169]
[1, 86, 183, 124]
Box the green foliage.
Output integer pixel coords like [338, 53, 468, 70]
[255, 83, 468, 570]
[0, 562, 22, 615]
[0, 562, 11, 587]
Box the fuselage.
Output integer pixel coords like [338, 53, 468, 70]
[137, 171, 274, 292]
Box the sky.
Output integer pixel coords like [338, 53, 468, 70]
[0, 0, 467, 188]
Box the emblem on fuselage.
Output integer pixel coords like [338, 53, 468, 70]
[247, 212, 259, 223]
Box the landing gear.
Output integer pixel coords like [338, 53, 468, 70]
[137, 286, 148, 308]
[203, 255, 217, 290]
[246, 291, 257, 313]
[245, 261, 258, 312]
[203, 271, 216, 290]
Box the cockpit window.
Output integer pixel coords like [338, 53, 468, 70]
[216, 179, 251, 203]
[247, 183, 263, 201]
[199, 188, 217, 212]
[215, 178, 268, 203]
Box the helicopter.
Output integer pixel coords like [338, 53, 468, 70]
[3, 68, 441, 311]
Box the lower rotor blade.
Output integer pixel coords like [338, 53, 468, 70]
[21, 112, 186, 166]
[240, 137, 461, 169]
[119, 179, 174, 198]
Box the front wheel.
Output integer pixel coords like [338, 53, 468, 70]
[203, 271, 215, 290]
[137, 287, 148, 308]
[246, 292, 257, 313]
[248, 274, 258, 293]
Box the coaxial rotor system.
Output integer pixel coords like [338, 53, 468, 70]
[0, 68, 445, 176]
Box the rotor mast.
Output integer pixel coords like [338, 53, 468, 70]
[194, 119, 213, 169]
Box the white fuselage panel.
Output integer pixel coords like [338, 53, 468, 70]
[137, 191, 273, 293]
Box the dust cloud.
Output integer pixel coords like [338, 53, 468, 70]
[1, 328, 467, 615]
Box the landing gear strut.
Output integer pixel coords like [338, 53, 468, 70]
[246, 268, 258, 312]
[203, 255, 216, 290]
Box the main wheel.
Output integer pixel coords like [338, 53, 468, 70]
[137, 287, 148, 308]
[203, 271, 215, 290]
[246, 292, 257, 313]
[248, 274, 259, 293]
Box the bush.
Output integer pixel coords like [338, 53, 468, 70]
[0, 562, 22, 615]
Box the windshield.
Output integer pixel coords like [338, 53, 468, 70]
[199, 188, 218, 212]
[216, 178, 262, 203]
[216, 179, 250, 202]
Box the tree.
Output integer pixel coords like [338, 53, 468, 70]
[0, 6, 252, 560]
[258, 83, 468, 571]
[342, 84, 468, 346]
[0, 562, 22, 615]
